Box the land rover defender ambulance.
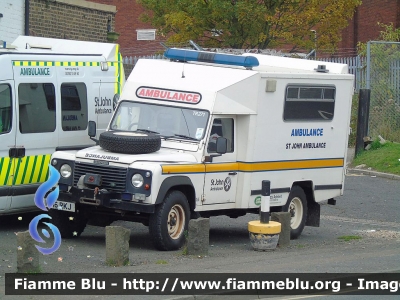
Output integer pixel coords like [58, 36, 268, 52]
[0, 36, 125, 215]
[49, 48, 354, 251]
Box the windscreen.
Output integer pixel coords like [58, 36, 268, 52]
[110, 101, 209, 140]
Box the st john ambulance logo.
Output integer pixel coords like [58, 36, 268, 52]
[224, 177, 231, 192]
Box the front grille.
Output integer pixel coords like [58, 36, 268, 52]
[74, 162, 127, 192]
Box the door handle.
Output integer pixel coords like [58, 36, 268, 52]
[228, 172, 237, 175]
[9, 147, 26, 158]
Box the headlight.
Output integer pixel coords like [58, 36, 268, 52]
[60, 164, 72, 178]
[131, 173, 144, 188]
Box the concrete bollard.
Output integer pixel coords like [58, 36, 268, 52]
[260, 180, 271, 224]
[271, 212, 291, 247]
[248, 221, 281, 251]
[105, 226, 130, 266]
[248, 180, 281, 251]
[186, 218, 209, 256]
[17, 231, 40, 273]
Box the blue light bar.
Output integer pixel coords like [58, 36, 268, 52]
[164, 48, 259, 69]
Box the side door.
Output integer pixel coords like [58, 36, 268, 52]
[203, 116, 238, 205]
[93, 60, 124, 135]
[94, 81, 119, 133]
[0, 82, 15, 212]
[10, 62, 59, 210]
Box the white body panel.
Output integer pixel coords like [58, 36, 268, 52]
[51, 50, 354, 220]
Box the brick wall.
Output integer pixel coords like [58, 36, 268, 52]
[338, 0, 400, 52]
[89, 0, 166, 56]
[0, 0, 25, 43]
[29, 0, 116, 43]
[89, 0, 400, 57]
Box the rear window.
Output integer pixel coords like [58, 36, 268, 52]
[61, 83, 88, 131]
[284, 85, 335, 121]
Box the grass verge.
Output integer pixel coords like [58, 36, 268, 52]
[156, 260, 168, 265]
[352, 141, 400, 175]
[338, 235, 362, 242]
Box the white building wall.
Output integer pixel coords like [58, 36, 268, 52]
[0, 0, 25, 43]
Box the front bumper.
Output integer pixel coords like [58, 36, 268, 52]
[56, 186, 155, 214]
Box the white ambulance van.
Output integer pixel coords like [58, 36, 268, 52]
[0, 36, 125, 215]
[49, 48, 354, 250]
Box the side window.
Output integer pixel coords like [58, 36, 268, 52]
[284, 86, 335, 121]
[61, 83, 88, 131]
[43, 83, 56, 111]
[19, 83, 56, 133]
[208, 118, 234, 153]
[0, 84, 12, 134]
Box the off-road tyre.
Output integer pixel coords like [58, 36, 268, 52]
[149, 190, 190, 251]
[283, 186, 308, 239]
[99, 131, 161, 154]
[48, 209, 87, 238]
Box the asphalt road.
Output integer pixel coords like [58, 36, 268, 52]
[0, 174, 399, 299]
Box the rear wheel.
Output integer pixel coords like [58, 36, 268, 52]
[283, 186, 307, 239]
[48, 209, 87, 238]
[149, 190, 190, 251]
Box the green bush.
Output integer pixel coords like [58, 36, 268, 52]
[369, 138, 385, 150]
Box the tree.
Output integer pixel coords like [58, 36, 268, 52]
[376, 22, 400, 42]
[138, 0, 361, 52]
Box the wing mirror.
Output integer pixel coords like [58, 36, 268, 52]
[205, 137, 227, 162]
[88, 121, 99, 144]
[216, 137, 227, 154]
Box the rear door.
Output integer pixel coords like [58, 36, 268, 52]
[0, 82, 15, 212]
[10, 61, 59, 210]
[92, 60, 123, 135]
[95, 81, 118, 133]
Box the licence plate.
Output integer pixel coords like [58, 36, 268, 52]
[51, 201, 75, 212]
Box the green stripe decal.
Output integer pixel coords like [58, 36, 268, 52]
[44, 165, 50, 181]
[13, 158, 21, 185]
[29, 156, 38, 183]
[20, 156, 29, 184]
[4, 158, 12, 186]
[0, 157, 4, 185]
[37, 156, 45, 183]
[118, 52, 122, 94]
[13, 61, 101, 67]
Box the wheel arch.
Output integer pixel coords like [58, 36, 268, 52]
[291, 180, 315, 203]
[290, 180, 320, 227]
[155, 176, 196, 212]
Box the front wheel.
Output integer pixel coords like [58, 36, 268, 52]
[149, 190, 190, 251]
[283, 186, 308, 239]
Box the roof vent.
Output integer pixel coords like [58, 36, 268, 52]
[0, 41, 17, 49]
[314, 65, 329, 73]
[26, 43, 52, 50]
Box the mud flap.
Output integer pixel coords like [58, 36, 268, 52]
[305, 201, 320, 227]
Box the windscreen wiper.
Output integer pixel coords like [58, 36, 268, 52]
[172, 134, 198, 141]
[136, 128, 160, 134]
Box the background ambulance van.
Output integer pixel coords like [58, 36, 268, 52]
[0, 36, 125, 215]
